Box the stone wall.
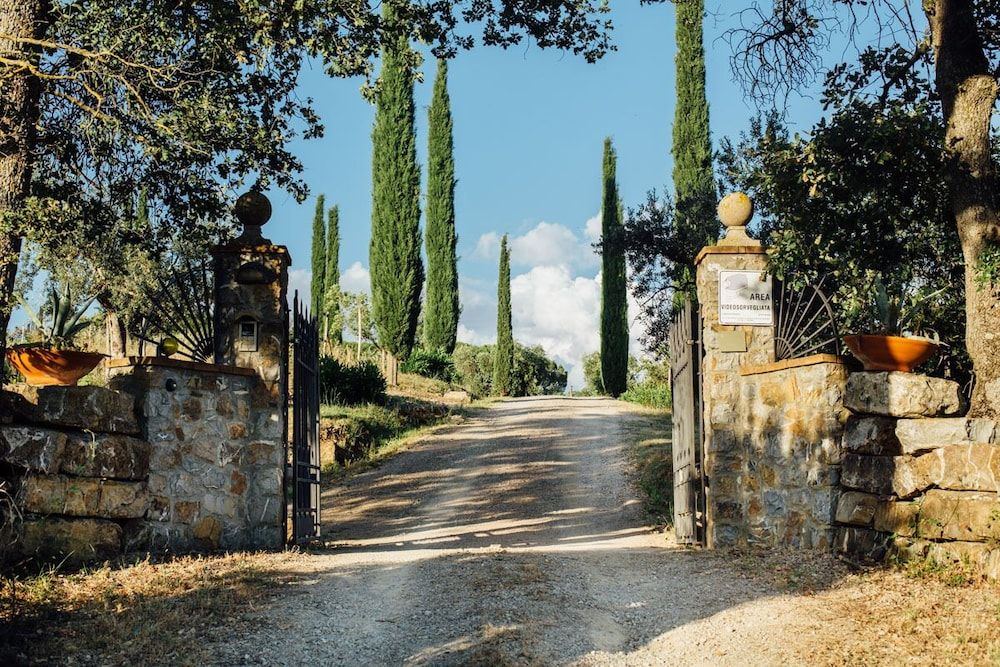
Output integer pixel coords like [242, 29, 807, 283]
[729, 356, 848, 549]
[695, 245, 774, 547]
[1, 357, 285, 563]
[1, 385, 149, 562]
[834, 372, 1000, 580]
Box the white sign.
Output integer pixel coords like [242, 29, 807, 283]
[719, 270, 773, 326]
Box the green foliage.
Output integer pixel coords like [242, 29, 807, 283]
[324, 206, 343, 344]
[16, 284, 96, 349]
[872, 276, 947, 338]
[493, 235, 514, 395]
[582, 351, 604, 394]
[424, 58, 460, 354]
[310, 195, 326, 315]
[600, 138, 629, 397]
[369, 13, 423, 359]
[719, 99, 967, 379]
[401, 348, 456, 382]
[454, 342, 567, 398]
[975, 241, 1000, 288]
[319, 357, 387, 405]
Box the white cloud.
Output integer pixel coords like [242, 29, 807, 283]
[456, 212, 644, 391]
[473, 232, 500, 259]
[510, 265, 601, 389]
[341, 261, 371, 294]
[288, 268, 311, 307]
[584, 213, 602, 244]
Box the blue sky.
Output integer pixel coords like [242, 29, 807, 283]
[262, 1, 838, 387]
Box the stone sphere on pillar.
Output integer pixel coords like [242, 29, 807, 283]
[718, 192, 754, 229]
[234, 191, 272, 241]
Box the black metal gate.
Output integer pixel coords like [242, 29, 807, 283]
[669, 298, 705, 545]
[290, 292, 321, 544]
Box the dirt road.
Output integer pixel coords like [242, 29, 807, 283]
[214, 397, 843, 666]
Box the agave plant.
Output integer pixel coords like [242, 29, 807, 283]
[873, 276, 947, 341]
[17, 285, 97, 349]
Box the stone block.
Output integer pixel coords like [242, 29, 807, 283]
[23, 474, 148, 519]
[173, 500, 200, 523]
[895, 539, 1000, 581]
[841, 454, 928, 498]
[20, 517, 122, 562]
[844, 372, 963, 418]
[873, 500, 919, 537]
[0, 425, 67, 473]
[245, 441, 279, 465]
[917, 490, 1000, 542]
[192, 515, 222, 549]
[895, 418, 998, 455]
[5, 384, 140, 434]
[834, 525, 892, 561]
[843, 416, 901, 455]
[59, 433, 151, 480]
[910, 444, 1000, 493]
[835, 491, 879, 526]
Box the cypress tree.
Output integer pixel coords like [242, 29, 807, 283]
[493, 234, 514, 396]
[310, 194, 326, 315]
[369, 5, 423, 358]
[600, 138, 629, 397]
[324, 205, 342, 344]
[673, 0, 716, 251]
[424, 58, 460, 354]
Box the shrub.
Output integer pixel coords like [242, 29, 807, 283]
[621, 383, 672, 409]
[401, 348, 455, 382]
[320, 357, 387, 405]
[452, 342, 567, 397]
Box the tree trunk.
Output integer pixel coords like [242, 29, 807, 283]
[0, 0, 47, 368]
[927, 0, 1000, 416]
[104, 308, 127, 358]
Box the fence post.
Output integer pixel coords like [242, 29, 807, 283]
[695, 193, 775, 548]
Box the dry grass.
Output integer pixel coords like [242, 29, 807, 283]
[1, 551, 307, 665]
[727, 547, 1000, 665]
[806, 568, 1000, 665]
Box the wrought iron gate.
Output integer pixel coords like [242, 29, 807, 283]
[290, 292, 321, 544]
[670, 298, 705, 545]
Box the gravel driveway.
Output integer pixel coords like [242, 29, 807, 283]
[213, 396, 842, 666]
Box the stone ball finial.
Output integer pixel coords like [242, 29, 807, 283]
[718, 192, 754, 228]
[234, 191, 272, 229]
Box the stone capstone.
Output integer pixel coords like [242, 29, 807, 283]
[20, 517, 122, 562]
[0, 425, 67, 473]
[5, 384, 140, 435]
[844, 372, 964, 418]
[23, 474, 148, 519]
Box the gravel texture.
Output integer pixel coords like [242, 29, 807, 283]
[212, 396, 838, 666]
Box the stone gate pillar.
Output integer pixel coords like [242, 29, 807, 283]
[210, 192, 290, 404]
[695, 193, 774, 548]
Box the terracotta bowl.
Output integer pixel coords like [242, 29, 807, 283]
[842, 335, 939, 373]
[6, 348, 106, 386]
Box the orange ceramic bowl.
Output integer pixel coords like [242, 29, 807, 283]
[842, 335, 939, 373]
[6, 348, 106, 386]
